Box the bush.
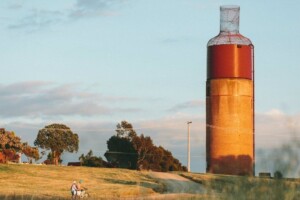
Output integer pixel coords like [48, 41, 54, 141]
[274, 171, 283, 179]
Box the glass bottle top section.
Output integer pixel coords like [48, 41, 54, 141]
[220, 5, 240, 34]
[207, 5, 252, 46]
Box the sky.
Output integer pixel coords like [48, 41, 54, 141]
[1, 0, 300, 175]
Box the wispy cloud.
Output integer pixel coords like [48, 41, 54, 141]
[0, 81, 140, 118]
[8, 9, 64, 31]
[6, 0, 127, 31]
[8, 3, 23, 10]
[255, 109, 300, 149]
[69, 0, 125, 19]
[167, 100, 204, 112]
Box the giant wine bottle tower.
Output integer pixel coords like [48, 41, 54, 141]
[206, 5, 254, 175]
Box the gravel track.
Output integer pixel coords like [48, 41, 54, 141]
[141, 172, 209, 199]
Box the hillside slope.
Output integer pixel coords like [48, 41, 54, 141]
[3, 164, 298, 199]
[0, 164, 207, 199]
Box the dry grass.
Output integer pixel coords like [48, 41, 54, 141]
[0, 164, 163, 199]
[179, 172, 300, 199]
[4, 164, 298, 199]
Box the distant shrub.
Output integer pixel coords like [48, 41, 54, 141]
[274, 171, 283, 179]
[79, 150, 105, 167]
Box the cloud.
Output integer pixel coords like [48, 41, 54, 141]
[7, 0, 127, 31]
[8, 3, 23, 10]
[255, 111, 300, 177]
[264, 108, 285, 119]
[69, 0, 125, 19]
[8, 9, 64, 31]
[0, 81, 140, 118]
[167, 100, 204, 112]
[255, 109, 300, 149]
[76, 0, 108, 9]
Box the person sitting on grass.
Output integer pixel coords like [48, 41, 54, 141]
[75, 179, 89, 198]
[77, 180, 87, 191]
[70, 181, 78, 200]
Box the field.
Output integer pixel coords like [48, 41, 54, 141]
[1, 164, 300, 199]
[0, 164, 163, 199]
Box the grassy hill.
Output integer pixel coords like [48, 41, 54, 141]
[0, 164, 163, 199]
[1, 164, 300, 199]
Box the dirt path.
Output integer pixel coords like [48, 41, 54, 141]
[142, 172, 209, 199]
[149, 172, 206, 194]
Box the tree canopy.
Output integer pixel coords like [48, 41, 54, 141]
[105, 135, 138, 169]
[116, 121, 137, 139]
[0, 128, 39, 163]
[79, 150, 105, 167]
[22, 142, 40, 163]
[0, 128, 22, 153]
[34, 124, 79, 165]
[105, 121, 186, 172]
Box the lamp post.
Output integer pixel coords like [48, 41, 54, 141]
[187, 121, 192, 172]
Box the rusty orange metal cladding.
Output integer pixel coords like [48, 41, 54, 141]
[207, 44, 253, 80]
[206, 79, 254, 175]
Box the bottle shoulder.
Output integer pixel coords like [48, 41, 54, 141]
[207, 32, 252, 46]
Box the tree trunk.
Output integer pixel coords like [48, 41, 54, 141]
[52, 151, 60, 165]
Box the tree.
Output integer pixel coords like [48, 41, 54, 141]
[111, 121, 154, 170]
[105, 135, 137, 169]
[0, 128, 40, 164]
[79, 150, 104, 167]
[34, 124, 79, 165]
[274, 171, 283, 179]
[115, 121, 137, 139]
[132, 134, 154, 170]
[22, 142, 40, 163]
[0, 129, 23, 152]
[0, 128, 23, 163]
[146, 145, 164, 171]
[105, 121, 187, 172]
[105, 121, 139, 169]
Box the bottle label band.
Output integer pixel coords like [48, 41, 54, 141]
[207, 44, 253, 79]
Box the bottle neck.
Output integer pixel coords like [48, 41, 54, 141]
[220, 5, 240, 34]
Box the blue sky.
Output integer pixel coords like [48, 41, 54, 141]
[1, 0, 300, 175]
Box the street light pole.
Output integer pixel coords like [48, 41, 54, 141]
[187, 121, 192, 172]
